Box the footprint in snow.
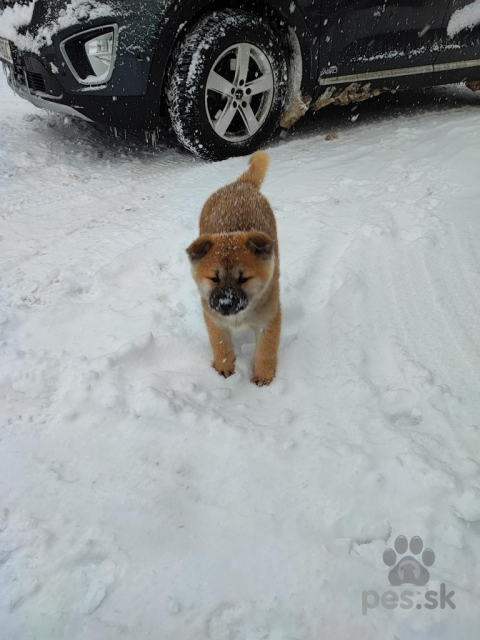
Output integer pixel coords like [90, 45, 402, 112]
[206, 602, 268, 640]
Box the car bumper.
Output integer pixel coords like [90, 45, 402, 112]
[5, 68, 92, 121]
[2, 40, 162, 128]
[1, 5, 168, 129]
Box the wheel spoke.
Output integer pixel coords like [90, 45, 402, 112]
[238, 102, 260, 136]
[235, 43, 251, 85]
[246, 72, 273, 96]
[207, 71, 235, 97]
[214, 101, 237, 137]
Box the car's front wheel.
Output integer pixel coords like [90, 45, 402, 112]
[167, 10, 287, 161]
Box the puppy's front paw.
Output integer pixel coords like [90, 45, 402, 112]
[252, 374, 275, 387]
[213, 359, 235, 378]
[252, 362, 276, 386]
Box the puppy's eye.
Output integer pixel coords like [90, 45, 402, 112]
[238, 275, 251, 284]
[210, 276, 220, 283]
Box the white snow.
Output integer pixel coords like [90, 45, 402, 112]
[1, 73, 480, 638]
[0, 0, 36, 42]
[448, 0, 480, 37]
[0, 0, 113, 53]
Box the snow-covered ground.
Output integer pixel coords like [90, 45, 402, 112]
[1, 73, 480, 639]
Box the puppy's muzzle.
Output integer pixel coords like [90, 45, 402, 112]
[210, 287, 248, 316]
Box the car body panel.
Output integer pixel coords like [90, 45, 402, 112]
[438, 0, 480, 64]
[318, 1, 448, 76]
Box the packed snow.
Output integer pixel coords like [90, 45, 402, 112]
[448, 0, 480, 37]
[1, 72, 480, 639]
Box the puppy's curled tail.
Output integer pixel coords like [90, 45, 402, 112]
[237, 151, 270, 190]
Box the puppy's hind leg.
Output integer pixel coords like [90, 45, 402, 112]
[204, 312, 236, 378]
[252, 308, 281, 387]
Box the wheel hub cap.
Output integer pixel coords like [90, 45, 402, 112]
[205, 43, 275, 143]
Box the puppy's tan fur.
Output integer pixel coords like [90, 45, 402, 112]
[187, 151, 281, 386]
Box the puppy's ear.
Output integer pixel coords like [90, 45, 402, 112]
[246, 232, 274, 258]
[187, 235, 213, 262]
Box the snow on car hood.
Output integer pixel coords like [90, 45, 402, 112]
[448, 0, 480, 37]
[0, 0, 114, 53]
[0, 0, 37, 42]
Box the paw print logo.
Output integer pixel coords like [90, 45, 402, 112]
[383, 536, 435, 586]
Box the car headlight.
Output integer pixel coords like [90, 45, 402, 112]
[61, 25, 118, 86]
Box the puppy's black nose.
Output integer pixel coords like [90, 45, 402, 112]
[219, 299, 235, 315]
[210, 288, 247, 316]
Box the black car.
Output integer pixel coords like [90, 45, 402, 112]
[1, 1, 480, 160]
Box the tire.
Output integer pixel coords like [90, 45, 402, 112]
[167, 10, 288, 161]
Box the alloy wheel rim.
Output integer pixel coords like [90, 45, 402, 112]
[205, 43, 274, 142]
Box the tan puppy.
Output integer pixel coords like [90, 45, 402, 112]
[187, 151, 281, 386]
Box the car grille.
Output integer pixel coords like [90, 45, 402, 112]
[8, 49, 62, 98]
[25, 69, 46, 92]
[22, 55, 47, 92]
[0, 0, 32, 10]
